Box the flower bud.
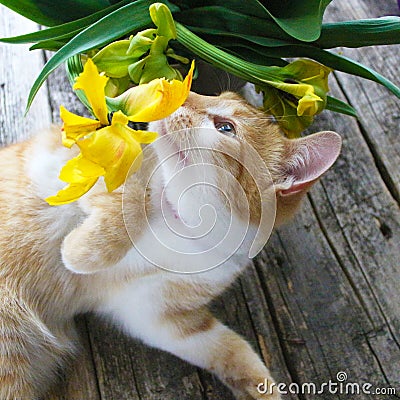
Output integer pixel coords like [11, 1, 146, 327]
[127, 29, 156, 57]
[149, 3, 176, 40]
[259, 59, 331, 137]
[92, 40, 138, 78]
[128, 57, 148, 83]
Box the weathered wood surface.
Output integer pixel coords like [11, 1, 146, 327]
[0, 2, 399, 399]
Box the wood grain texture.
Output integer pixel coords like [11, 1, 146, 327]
[0, 6, 51, 144]
[325, 0, 400, 203]
[45, 317, 101, 400]
[0, 1, 399, 400]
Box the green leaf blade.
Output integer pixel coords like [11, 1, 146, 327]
[25, 0, 179, 112]
[175, 6, 293, 42]
[0, 0, 113, 26]
[0, 0, 132, 45]
[326, 96, 358, 118]
[318, 17, 400, 48]
[255, 0, 333, 42]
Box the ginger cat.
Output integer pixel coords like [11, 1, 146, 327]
[0, 91, 341, 399]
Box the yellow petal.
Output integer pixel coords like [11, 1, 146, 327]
[297, 93, 322, 116]
[131, 129, 158, 144]
[45, 154, 105, 206]
[104, 140, 143, 192]
[111, 110, 129, 126]
[60, 106, 101, 148]
[114, 61, 194, 122]
[77, 125, 127, 169]
[77, 113, 143, 192]
[73, 58, 109, 125]
[284, 59, 331, 93]
[59, 154, 105, 184]
[45, 180, 99, 206]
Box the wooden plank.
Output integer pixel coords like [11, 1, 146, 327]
[45, 317, 101, 400]
[325, 0, 400, 202]
[247, 2, 400, 393]
[310, 76, 400, 385]
[200, 279, 298, 400]
[254, 75, 400, 398]
[0, 6, 51, 144]
[2, 2, 400, 400]
[239, 266, 300, 400]
[87, 314, 205, 400]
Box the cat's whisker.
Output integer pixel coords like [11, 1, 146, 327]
[170, 129, 183, 173]
[176, 137, 186, 168]
[225, 72, 232, 92]
[260, 100, 282, 115]
[191, 131, 208, 184]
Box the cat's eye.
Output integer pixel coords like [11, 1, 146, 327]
[214, 120, 236, 137]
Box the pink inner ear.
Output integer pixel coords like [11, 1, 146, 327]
[280, 131, 342, 196]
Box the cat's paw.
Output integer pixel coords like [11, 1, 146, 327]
[231, 377, 282, 400]
[234, 390, 282, 400]
[61, 228, 103, 274]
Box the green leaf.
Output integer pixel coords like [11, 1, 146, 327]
[177, 21, 400, 111]
[256, 0, 333, 42]
[175, 6, 293, 42]
[171, 0, 274, 19]
[188, 27, 294, 48]
[65, 55, 92, 111]
[326, 96, 358, 118]
[176, 23, 277, 83]
[215, 46, 287, 66]
[0, 0, 133, 45]
[318, 17, 400, 48]
[26, 0, 179, 112]
[210, 38, 400, 100]
[0, 0, 112, 26]
[30, 39, 70, 51]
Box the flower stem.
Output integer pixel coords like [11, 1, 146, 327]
[175, 23, 282, 86]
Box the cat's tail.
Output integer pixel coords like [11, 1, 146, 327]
[0, 285, 75, 399]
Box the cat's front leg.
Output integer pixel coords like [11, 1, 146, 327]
[146, 310, 280, 399]
[105, 281, 281, 400]
[179, 317, 282, 400]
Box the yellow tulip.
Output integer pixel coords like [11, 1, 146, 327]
[46, 56, 194, 206]
[109, 61, 194, 122]
[258, 59, 331, 137]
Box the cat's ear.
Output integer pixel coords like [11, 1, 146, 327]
[277, 131, 342, 196]
[273, 131, 341, 226]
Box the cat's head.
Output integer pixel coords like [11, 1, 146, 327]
[149, 91, 341, 228]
